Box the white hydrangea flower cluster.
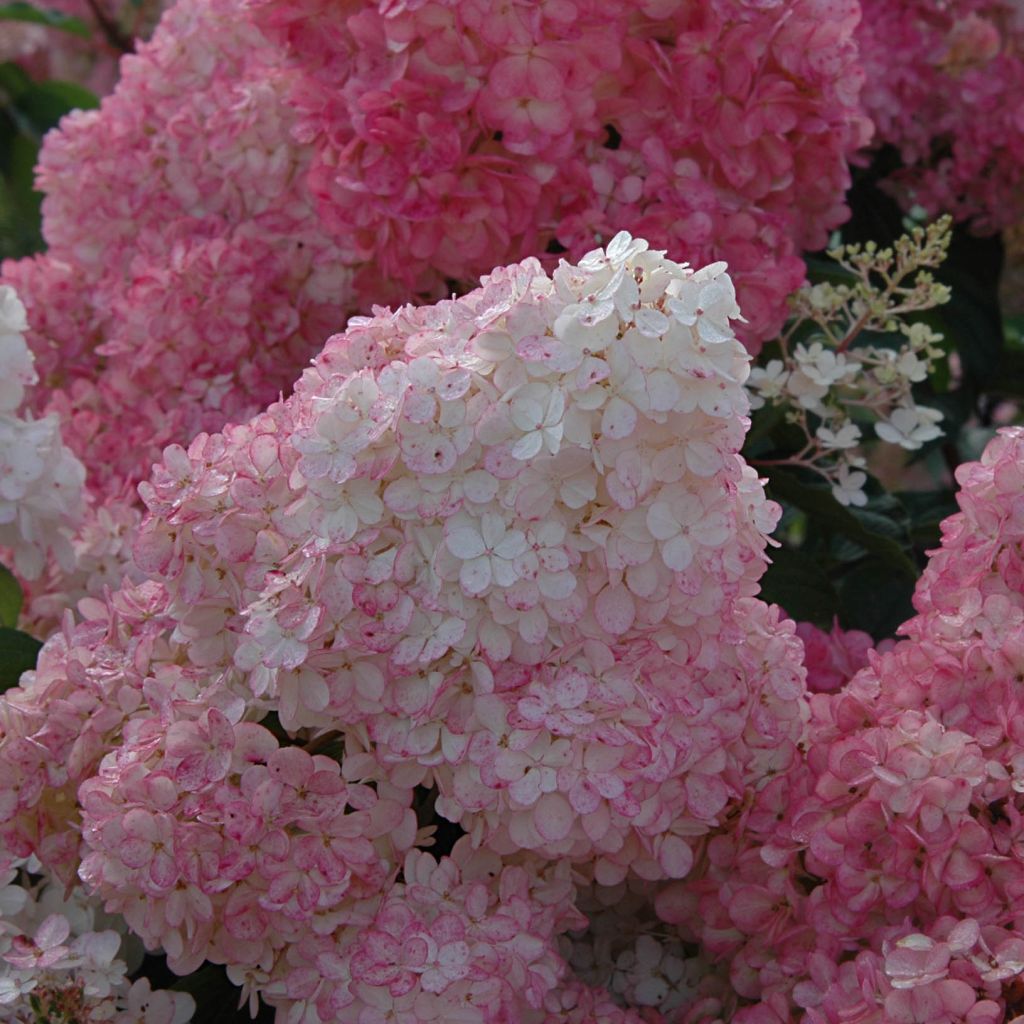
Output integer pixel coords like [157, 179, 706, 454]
[747, 218, 952, 506]
[131, 230, 804, 888]
[0, 286, 86, 579]
[0, 859, 193, 1023]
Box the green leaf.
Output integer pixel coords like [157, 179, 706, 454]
[0, 627, 42, 691]
[0, 2, 91, 37]
[802, 254, 859, 287]
[766, 468, 918, 578]
[836, 559, 917, 641]
[743, 402, 787, 452]
[898, 488, 959, 548]
[0, 60, 32, 99]
[1005, 314, 1024, 349]
[759, 546, 838, 628]
[0, 130, 43, 256]
[930, 227, 1005, 388]
[0, 565, 22, 628]
[15, 79, 98, 135]
[992, 345, 1024, 399]
[172, 963, 274, 1023]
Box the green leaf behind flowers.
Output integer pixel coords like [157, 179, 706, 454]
[0, 2, 91, 37]
[0, 627, 42, 691]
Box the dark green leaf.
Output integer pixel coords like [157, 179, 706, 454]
[1005, 314, 1024, 349]
[831, 147, 910, 251]
[0, 627, 42, 691]
[9, 128, 40, 199]
[759, 546, 838, 628]
[743, 402, 787, 451]
[931, 263, 1004, 389]
[171, 964, 274, 1023]
[849, 505, 905, 542]
[0, 2, 91, 36]
[992, 345, 1024, 400]
[15, 79, 98, 135]
[898, 488, 959, 548]
[802, 254, 859, 287]
[836, 559, 917, 641]
[766, 469, 918, 578]
[0, 60, 32, 99]
[0, 564, 22, 628]
[0, 131, 44, 256]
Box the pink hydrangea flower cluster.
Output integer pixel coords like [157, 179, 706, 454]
[0, 238, 811, 1020]
[646, 427, 1024, 1021]
[5, 0, 347, 506]
[793, 618, 882, 693]
[128, 233, 806, 879]
[3, 0, 347, 625]
[2, 0, 870, 627]
[857, 0, 1024, 231]
[251, 0, 870, 343]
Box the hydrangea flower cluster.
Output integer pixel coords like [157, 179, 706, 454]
[2, 0, 872, 627]
[129, 233, 807, 878]
[251, 0, 870, 345]
[792, 618, 880, 694]
[0, 286, 84, 580]
[856, 0, 1024, 232]
[642, 427, 1024, 1022]
[5, 0, 347, 505]
[0, 237, 810, 1020]
[2, 0, 347, 626]
[747, 217, 951, 506]
[0, 856, 193, 1023]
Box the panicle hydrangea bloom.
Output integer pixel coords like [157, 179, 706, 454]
[0, 237, 811, 1021]
[2, 0, 348, 627]
[650, 427, 1024, 1022]
[3, 589, 589, 1022]
[4, 0, 348, 506]
[857, 0, 1024, 231]
[0, 285, 85, 580]
[126, 234, 807, 882]
[746, 219, 952, 509]
[251, 0, 870, 346]
[0, 856, 193, 1023]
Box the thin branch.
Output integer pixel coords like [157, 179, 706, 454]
[84, 0, 134, 55]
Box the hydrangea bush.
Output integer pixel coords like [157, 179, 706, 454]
[0, 0, 1023, 1020]
[1, 219, 1022, 1019]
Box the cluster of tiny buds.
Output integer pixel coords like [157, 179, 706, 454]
[748, 216, 953, 506]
